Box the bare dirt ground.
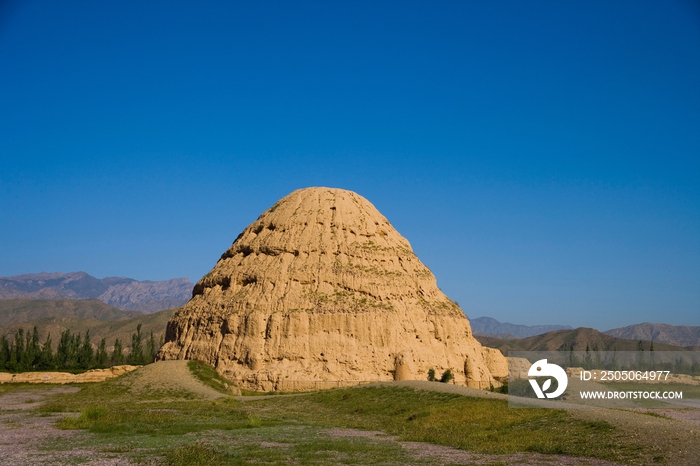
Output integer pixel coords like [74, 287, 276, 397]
[0, 386, 134, 466]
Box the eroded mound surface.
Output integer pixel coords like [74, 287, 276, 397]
[158, 187, 506, 390]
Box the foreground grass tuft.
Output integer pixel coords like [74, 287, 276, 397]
[166, 442, 226, 466]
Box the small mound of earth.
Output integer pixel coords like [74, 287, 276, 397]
[119, 360, 223, 400]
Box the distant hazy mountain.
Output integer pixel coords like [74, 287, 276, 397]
[470, 316, 573, 339]
[604, 323, 700, 348]
[0, 272, 193, 313]
[476, 327, 699, 354]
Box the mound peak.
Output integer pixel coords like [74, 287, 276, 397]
[158, 187, 506, 390]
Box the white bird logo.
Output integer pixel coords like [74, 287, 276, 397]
[528, 359, 568, 399]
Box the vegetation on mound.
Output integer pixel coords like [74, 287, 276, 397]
[187, 360, 238, 395]
[33, 377, 656, 465]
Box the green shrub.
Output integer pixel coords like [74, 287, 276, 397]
[187, 360, 237, 395]
[494, 380, 509, 394]
[427, 368, 436, 381]
[439, 369, 454, 383]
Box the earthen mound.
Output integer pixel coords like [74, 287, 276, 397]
[158, 187, 506, 390]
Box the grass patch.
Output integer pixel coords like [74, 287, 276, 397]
[245, 415, 262, 428]
[0, 383, 69, 396]
[239, 388, 298, 396]
[52, 398, 251, 436]
[165, 442, 226, 466]
[187, 360, 238, 395]
[239, 388, 267, 396]
[58, 404, 185, 434]
[247, 386, 645, 464]
[28, 378, 653, 465]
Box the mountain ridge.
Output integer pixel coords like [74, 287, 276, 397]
[469, 316, 573, 338]
[0, 299, 140, 327]
[0, 272, 193, 313]
[604, 322, 700, 348]
[476, 327, 700, 354]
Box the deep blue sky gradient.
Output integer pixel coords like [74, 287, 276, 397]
[1, 1, 699, 329]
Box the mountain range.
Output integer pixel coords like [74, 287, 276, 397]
[470, 316, 700, 349]
[469, 316, 573, 339]
[0, 299, 139, 327]
[604, 323, 700, 348]
[476, 327, 699, 354]
[0, 272, 193, 313]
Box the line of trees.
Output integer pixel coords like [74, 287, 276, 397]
[0, 324, 162, 373]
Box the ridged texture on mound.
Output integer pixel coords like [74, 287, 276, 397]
[158, 187, 506, 390]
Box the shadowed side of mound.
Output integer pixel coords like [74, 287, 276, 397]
[115, 360, 227, 400]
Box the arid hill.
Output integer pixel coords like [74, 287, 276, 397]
[0, 302, 176, 352]
[158, 187, 506, 391]
[0, 299, 139, 327]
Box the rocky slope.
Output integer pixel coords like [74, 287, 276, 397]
[0, 272, 193, 313]
[158, 187, 507, 391]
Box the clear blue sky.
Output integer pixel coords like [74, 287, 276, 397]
[1, 1, 698, 329]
